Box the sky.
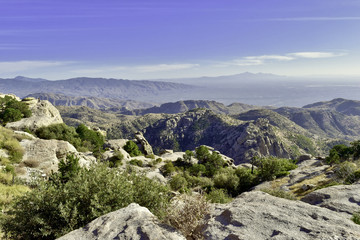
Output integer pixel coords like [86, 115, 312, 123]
[1, 0, 360, 80]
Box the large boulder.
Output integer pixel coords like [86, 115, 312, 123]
[201, 191, 360, 240]
[6, 98, 63, 131]
[16, 138, 95, 180]
[301, 184, 360, 218]
[135, 131, 154, 156]
[57, 203, 185, 240]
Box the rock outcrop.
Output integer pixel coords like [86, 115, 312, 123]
[57, 203, 185, 240]
[301, 184, 360, 218]
[17, 138, 95, 180]
[201, 191, 360, 240]
[135, 131, 154, 155]
[6, 98, 63, 131]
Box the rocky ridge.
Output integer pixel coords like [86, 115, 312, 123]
[6, 97, 63, 131]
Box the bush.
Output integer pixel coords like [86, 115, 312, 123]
[235, 167, 259, 193]
[108, 151, 124, 168]
[35, 123, 105, 153]
[161, 161, 176, 177]
[123, 140, 142, 157]
[164, 194, 210, 239]
[1, 163, 171, 239]
[195, 145, 211, 162]
[352, 211, 360, 225]
[204, 152, 225, 177]
[0, 96, 31, 125]
[76, 124, 105, 153]
[345, 169, 360, 184]
[188, 164, 206, 177]
[213, 168, 239, 196]
[206, 188, 232, 203]
[129, 159, 143, 167]
[53, 154, 81, 184]
[169, 174, 188, 192]
[335, 161, 358, 180]
[255, 157, 297, 181]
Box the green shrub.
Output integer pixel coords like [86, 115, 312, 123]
[206, 188, 232, 203]
[235, 167, 258, 193]
[183, 150, 194, 163]
[149, 158, 162, 167]
[255, 157, 297, 181]
[145, 154, 155, 159]
[51, 154, 81, 184]
[108, 151, 124, 168]
[76, 124, 105, 153]
[0, 96, 31, 125]
[335, 161, 358, 180]
[345, 169, 360, 184]
[123, 140, 142, 157]
[129, 159, 143, 167]
[161, 161, 176, 177]
[169, 174, 188, 192]
[195, 145, 211, 162]
[188, 164, 206, 177]
[204, 152, 225, 177]
[352, 211, 360, 225]
[1, 163, 171, 239]
[213, 168, 239, 196]
[184, 173, 214, 189]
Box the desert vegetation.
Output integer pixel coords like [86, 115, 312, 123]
[35, 123, 104, 153]
[0, 96, 31, 126]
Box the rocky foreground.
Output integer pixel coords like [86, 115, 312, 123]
[59, 185, 360, 240]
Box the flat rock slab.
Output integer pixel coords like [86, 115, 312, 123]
[301, 184, 360, 218]
[57, 203, 185, 240]
[202, 191, 360, 240]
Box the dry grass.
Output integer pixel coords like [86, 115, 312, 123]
[289, 173, 332, 197]
[0, 183, 30, 212]
[164, 194, 210, 240]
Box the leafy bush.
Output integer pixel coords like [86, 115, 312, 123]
[352, 211, 360, 225]
[161, 161, 176, 177]
[54, 154, 81, 184]
[35, 123, 104, 153]
[235, 167, 259, 192]
[335, 161, 358, 180]
[345, 169, 360, 184]
[76, 124, 105, 153]
[213, 168, 239, 195]
[183, 150, 194, 163]
[123, 140, 142, 157]
[195, 145, 211, 162]
[169, 174, 188, 192]
[129, 159, 143, 167]
[1, 163, 171, 239]
[188, 163, 206, 177]
[36, 123, 81, 147]
[164, 194, 210, 239]
[255, 157, 297, 181]
[0, 96, 31, 125]
[108, 151, 124, 168]
[206, 188, 232, 203]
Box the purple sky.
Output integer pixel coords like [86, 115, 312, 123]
[1, 0, 360, 79]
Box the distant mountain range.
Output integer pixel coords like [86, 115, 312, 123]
[26, 93, 156, 110]
[1, 73, 360, 107]
[0, 76, 197, 103]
